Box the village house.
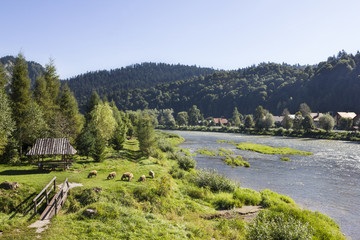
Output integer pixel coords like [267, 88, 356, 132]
[334, 112, 357, 127]
[213, 118, 228, 125]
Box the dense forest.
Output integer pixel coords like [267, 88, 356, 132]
[65, 63, 216, 111]
[104, 51, 360, 117]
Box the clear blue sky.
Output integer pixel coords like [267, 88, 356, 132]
[1, 0, 360, 79]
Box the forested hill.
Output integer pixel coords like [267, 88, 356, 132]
[65, 62, 216, 111]
[105, 51, 360, 117]
[0, 56, 45, 87]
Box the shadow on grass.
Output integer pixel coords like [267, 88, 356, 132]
[0, 169, 50, 176]
[119, 149, 143, 163]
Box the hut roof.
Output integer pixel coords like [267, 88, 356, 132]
[27, 138, 77, 156]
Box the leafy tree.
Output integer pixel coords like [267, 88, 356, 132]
[319, 114, 335, 131]
[300, 103, 311, 117]
[9, 53, 32, 156]
[176, 111, 188, 126]
[232, 107, 242, 127]
[302, 115, 314, 132]
[339, 118, 353, 130]
[158, 109, 176, 126]
[137, 115, 156, 156]
[244, 115, 254, 128]
[0, 88, 14, 155]
[188, 105, 202, 125]
[263, 113, 275, 130]
[282, 108, 293, 129]
[90, 101, 116, 142]
[293, 111, 303, 130]
[254, 105, 265, 129]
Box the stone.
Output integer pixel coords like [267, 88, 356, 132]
[84, 208, 96, 217]
[0, 181, 19, 190]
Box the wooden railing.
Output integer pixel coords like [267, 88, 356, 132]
[33, 176, 56, 215]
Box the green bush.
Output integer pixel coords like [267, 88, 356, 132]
[191, 169, 236, 193]
[247, 210, 313, 240]
[169, 166, 187, 179]
[133, 185, 156, 202]
[186, 186, 211, 199]
[212, 193, 242, 210]
[233, 188, 261, 206]
[157, 139, 175, 153]
[260, 189, 294, 208]
[74, 188, 99, 206]
[177, 155, 196, 171]
[280, 157, 291, 161]
[154, 176, 172, 197]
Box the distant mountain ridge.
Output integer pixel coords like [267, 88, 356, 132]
[0, 55, 45, 88]
[65, 62, 216, 111]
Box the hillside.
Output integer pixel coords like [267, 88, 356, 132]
[0, 56, 45, 88]
[105, 51, 360, 117]
[65, 62, 216, 111]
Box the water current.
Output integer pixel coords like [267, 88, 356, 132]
[168, 130, 360, 239]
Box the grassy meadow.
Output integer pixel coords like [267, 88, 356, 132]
[0, 131, 345, 239]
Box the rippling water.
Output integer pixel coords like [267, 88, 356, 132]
[168, 130, 360, 239]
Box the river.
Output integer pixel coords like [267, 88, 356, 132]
[168, 130, 360, 239]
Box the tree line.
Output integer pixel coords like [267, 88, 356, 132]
[0, 53, 158, 164]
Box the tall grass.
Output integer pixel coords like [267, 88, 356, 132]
[190, 169, 237, 193]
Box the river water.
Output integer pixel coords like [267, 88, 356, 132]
[168, 130, 360, 239]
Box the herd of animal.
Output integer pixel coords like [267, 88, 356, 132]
[87, 170, 155, 182]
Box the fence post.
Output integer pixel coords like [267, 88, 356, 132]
[54, 198, 57, 215]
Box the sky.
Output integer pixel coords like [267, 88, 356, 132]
[1, 0, 360, 79]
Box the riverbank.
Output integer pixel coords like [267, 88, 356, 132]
[157, 125, 360, 142]
[0, 132, 346, 239]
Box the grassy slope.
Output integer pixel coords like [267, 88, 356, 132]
[0, 133, 344, 239]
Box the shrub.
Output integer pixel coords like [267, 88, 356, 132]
[74, 188, 99, 206]
[233, 188, 261, 206]
[212, 192, 242, 210]
[190, 169, 236, 193]
[133, 185, 156, 202]
[154, 176, 172, 197]
[157, 139, 174, 153]
[169, 166, 187, 179]
[247, 210, 313, 240]
[280, 157, 290, 161]
[186, 186, 211, 199]
[178, 155, 196, 171]
[260, 189, 294, 208]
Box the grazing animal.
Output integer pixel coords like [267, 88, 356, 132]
[107, 172, 116, 180]
[88, 170, 97, 178]
[138, 175, 146, 182]
[121, 172, 133, 181]
[149, 170, 155, 179]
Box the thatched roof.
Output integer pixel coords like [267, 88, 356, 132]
[27, 138, 77, 156]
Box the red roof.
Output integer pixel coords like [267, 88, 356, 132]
[213, 118, 228, 124]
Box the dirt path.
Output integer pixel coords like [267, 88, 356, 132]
[202, 205, 262, 222]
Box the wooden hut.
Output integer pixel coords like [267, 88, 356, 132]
[27, 138, 77, 170]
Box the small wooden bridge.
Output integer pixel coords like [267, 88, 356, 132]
[33, 177, 71, 220]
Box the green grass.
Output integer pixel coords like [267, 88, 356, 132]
[196, 148, 218, 156]
[0, 133, 345, 239]
[223, 156, 250, 168]
[235, 142, 313, 155]
[280, 157, 291, 161]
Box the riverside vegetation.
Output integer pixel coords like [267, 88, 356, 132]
[0, 132, 345, 239]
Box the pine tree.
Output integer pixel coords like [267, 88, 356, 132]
[85, 91, 101, 123]
[59, 83, 83, 141]
[10, 53, 32, 156]
[0, 62, 7, 88]
[45, 58, 60, 103]
[77, 124, 96, 158]
[244, 115, 254, 128]
[92, 132, 106, 162]
[0, 88, 14, 155]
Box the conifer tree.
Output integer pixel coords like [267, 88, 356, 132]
[10, 53, 32, 156]
[45, 58, 60, 103]
[0, 62, 7, 88]
[232, 107, 242, 127]
[0, 88, 14, 155]
[137, 115, 156, 156]
[85, 91, 101, 123]
[92, 132, 106, 162]
[59, 83, 83, 141]
[244, 115, 254, 128]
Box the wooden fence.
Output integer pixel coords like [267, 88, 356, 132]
[33, 176, 56, 215]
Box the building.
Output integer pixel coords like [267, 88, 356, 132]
[334, 112, 357, 127]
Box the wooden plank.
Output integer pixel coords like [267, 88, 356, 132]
[33, 177, 56, 202]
